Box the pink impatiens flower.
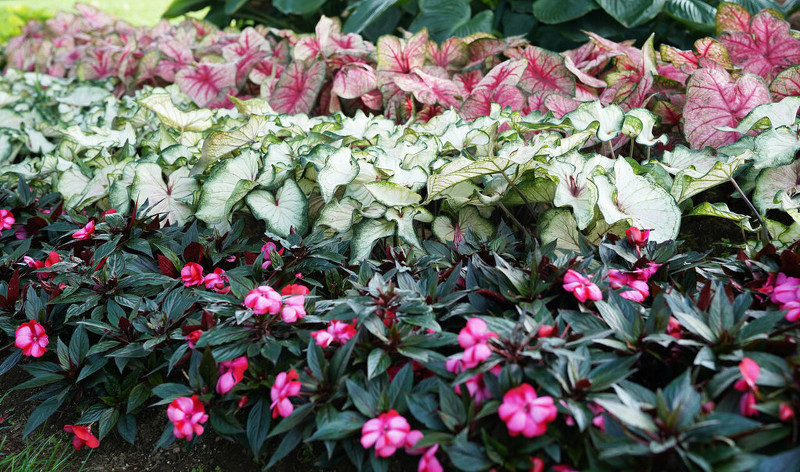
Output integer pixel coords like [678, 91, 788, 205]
[360, 410, 411, 457]
[185, 329, 203, 349]
[71, 220, 95, 239]
[417, 444, 443, 472]
[0, 209, 14, 236]
[167, 395, 209, 440]
[203, 268, 230, 294]
[15, 320, 49, 357]
[608, 269, 650, 302]
[498, 383, 557, 438]
[280, 284, 309, 323]
[458, 318, 498, 368]
[740, 391, 758, 417]
[244, 285, 283, 315]
[311, 320, 357, 348]
[625, 226, 649, 248]
[271, 369, 301, 418]
[563, 269, 602, 303]
[63, 424, 100, 450]
[734, 357, 760, 392]
[771, 273, 800, 322]
[260, 242, 284, 269]
[779, 403, 795, 422]
[216, 356, 248, 395]
[180, 262, 204, 287]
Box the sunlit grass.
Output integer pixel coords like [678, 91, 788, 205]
[1, 0, 170, 25]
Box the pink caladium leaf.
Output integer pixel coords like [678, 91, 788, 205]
[715, 2, 751, 35]
[269, 61, 326, 114]
[460, 85, 525, 120]
[74, 3, 115, 29]
[474, 59, 527, 91]
[562, 40, 624, 77]
[376, 29, 427, 75]
[250, 59, 285, 86]
[77, 47, 116, 80]
[542, 93, 582, 118]
[585, 32, 643, 73]
[770, 65, 800, 101]
[428, 37, 468, 71]
[454, 70, 484, 97]
[332, 63, 377, 99]
[509, 46, 576, 95]
[393, 68, 461, 108]
[683, 67, 770, 148]
[564, 55, 607, 88]
[176, 62, 237, 108]
[293, 36, 321, 62]
[601, 73, 654, 110]
[222, 27, 271, 86]
[719, 12, 800, 81]
[466, 37, 506, 69]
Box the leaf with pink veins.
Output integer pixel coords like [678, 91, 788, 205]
[683, 67, 770, 149]
[222, 27, 271, 86]
[176, 62, 237, 108]
[460, 85, 525, 120]
[393, 68, 461, 108]
[376, 29, 427, 75]
[719, 12, 800, 81]
[269, 61, 326, 114]
[509, 46, 576, 96]
[428, 37, 468, 71]
[333, 63, 377, 99]
[474, 59, 527, 91]
[770, 65, 800, 101]
[715, 2, 751, 35]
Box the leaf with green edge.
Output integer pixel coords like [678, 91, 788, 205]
[623, 108, 668, 146]
[385, 207, 431, 249]
[719, 11, 800, 81]
[688, 202, 757, 231]
[427, 157, 514, 200]
[539, 208, 582, 252]
[595, 159, 681, 243]
[315, 197, 360, 233]
[193, 115, 276, 175]
[195, 150, 266, 227]
[752, 126, 800, 170]
[269, 61, 326, 115]
[431, 206, 494, 244]
[246, 179, 308, 238]
[770, 64, 800, 100]
[317, 147, 358, 203]
[753, 159, 800, 213]
[561, 101, 625, 142]
[533, 0, 598, 24]
[669, 150, 751, 203]
[546, 151, 612, 230]
[515, 46, 576, 96]
[376, 29, 427, 75]
[350, 218, 396, 263]
[716, 96, 800, 134]
[365, 181, 421, 207]
[131, 164, 198, 226]
[138, 93, 214, 132]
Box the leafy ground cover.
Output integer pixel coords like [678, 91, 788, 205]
[1, 3, 800, 472]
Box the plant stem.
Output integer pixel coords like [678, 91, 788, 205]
[728, 177, 771, 246]
[498, 202, 533, 240]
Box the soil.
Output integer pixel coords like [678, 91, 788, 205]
[0, 365, 333, 472]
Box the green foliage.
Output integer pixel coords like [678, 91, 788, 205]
[0, 6, 50, 46]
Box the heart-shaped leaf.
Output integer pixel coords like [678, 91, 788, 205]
[131, 164, 198, 226]
[246, 179, 308, 237]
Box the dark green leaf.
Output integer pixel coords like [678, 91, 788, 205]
[533, 0, 599, 24]
[247, 399, 271, 456]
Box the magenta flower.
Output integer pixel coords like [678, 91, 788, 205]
[771, 273, 800, 305]
[779, 403, 794, 422]
[72, 220, 95, 239]
[15, 320, 49, 357]
[417, 444, 443, 472]
[180, 262, 204, 287]
[739, 391, 758, 417]
[311, 320, 357, 348]
[260, 242, 283, 269]
[625, 226, 650, 247]
[667, 317, 682, 339]
[185, 329, 203, 349]
[280, 284, 309, 323]
[244, 285, 283, 315]
[167, 395, 209, 440]
[360, 410, 411, 457]
[498, 383, 557, 438]
[562, 269, 602, 303]
[216, 356, 248, 395]
[458, 318, 497, 368]
[0, 209, 14, 236]
[270, 369, 301, 418]
[783, 300, 800, 322]
[203, 268, 230, 294]
[734, 357, 760, 392]
[607, 269, 649, 302]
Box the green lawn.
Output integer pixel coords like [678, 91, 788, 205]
[2, 0, 171, 25]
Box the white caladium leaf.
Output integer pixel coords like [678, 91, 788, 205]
[386, 206, 432, 249]
[752, 127, 800, 170]
[58, 167, 91, 208]
[317, 147, 359, 203]
[669, 151, 751, 203]
[753, 159, 800, 214]
[193, 115, 278, 175]
[427, 157, 515, 200]
[315, 197, 361, 233]
[61, 124, 137, 149]
[365, 181, 421, 207]
[431, 206, 494, 244]
[260, 141, 298, 190]
[229, 96, 275, 115]
[336, 111, 396, 141]
[195, 150, 267, 228]
[561, 101, 625, 142]
[659, 146, 719, 175]
[350, 218, 396, 263]
[622, 108, 668, 146]
[109, 162, 137, 214]
[74, 160, 130, 209]
[546, 152, 606, 230]
[131, 164, 198, 226]
[245, 178, 309, 238]
[138, 93, 214, 132]
[538, 208, 581, 252]
[343, 160, 379, 207]
[595, 159, 681, 243]
[716, 96, 800, 134]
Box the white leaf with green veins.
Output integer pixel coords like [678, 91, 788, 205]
[427, 157, 515, 200]
[716, 96, 800, 134]
[669, 151, 751, 204]
[752, 127, 800, 170]
[315, 197, 361, 233]
[138, 93, 214, 132]
[350, 218, 396, 263]
[538, 208, 581, 252]
[260, 141, 297, 190]
[62, 124, 136, 149]
[623, 108, 667, 146]
[58, 167, 91, 208]
[109, 162, 138, 214]
[131, 164, 198, 226]
[562, 101, 625, 142]
[193, 115, 278, 175]
[386, 207, 429, 249]
[753, 159, 800, 214]
[336, 111, 396, 141]
[245, 179, 308, 238]
[659, 146, 719, 175]
[74, 161, 130, 209]
[595, 158, 681, 243]
[317, 147, 358, 203]
[365, 181, 422, 207]
[195, 150, 266, 227]
[229, 96, 274, 115]
[431, 206, 494, 243]
[343, 160, 379, 207]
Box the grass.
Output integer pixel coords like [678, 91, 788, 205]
[0, 0, 171, 25]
